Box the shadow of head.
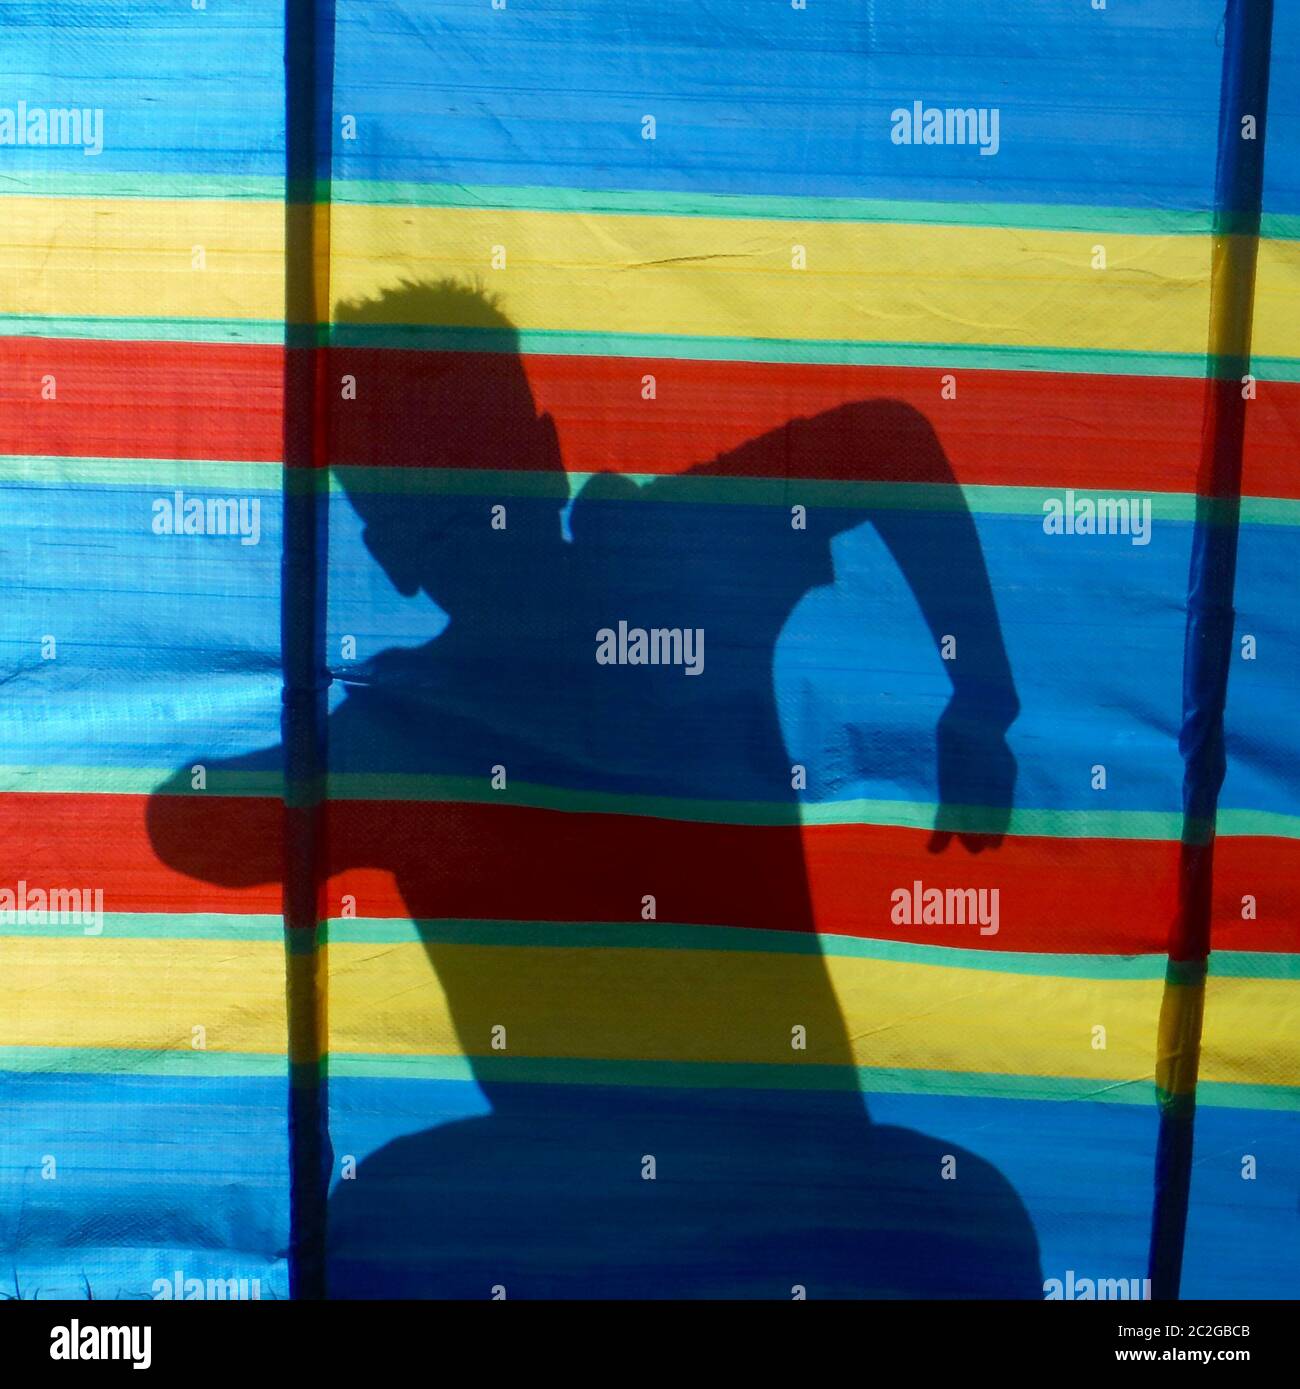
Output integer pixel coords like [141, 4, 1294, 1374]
[331, 277, 569, 612]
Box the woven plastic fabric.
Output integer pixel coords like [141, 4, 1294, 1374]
[1, 0, 1295, 1300]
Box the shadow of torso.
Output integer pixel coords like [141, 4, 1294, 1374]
[316, 462, 1041, 1298]
[149, 397, 1040, 1298]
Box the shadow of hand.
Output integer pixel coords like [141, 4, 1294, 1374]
[927, 701, 1016, 854]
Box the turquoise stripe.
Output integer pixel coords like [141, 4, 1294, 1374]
[317, 1055, 1300, 1110]
[3, 170, 1297, 242]
[1264, 212, 1300, 240]
[0, 1045, 287, 1078]
[0, 172, 285, 202]
[1218, 807, 1300, 839]
[0, 912, 282, 941]
[7, 458, 1300, 528]
[0, 767, 283, 797]
[324, 918, 1297, 980]
[0, 316, 285, 345]
[0, 170, 1215, 232]
[0, 1047, 1290, 1110]
[1, 766, 1297, 841]
[327, 323, 1229, 379]
[328, 468, 1300, 528]
[332, 325, 1300, 384]
[327, 180, 1221, 234]
[1205, 951, 1300, 980]
[5, 910, 1290, 983]
[0, 455, 285, 489]
[319, 776, 1201, 840]
[5, 313, 1299, 380]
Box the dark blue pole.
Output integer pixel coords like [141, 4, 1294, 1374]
[282, 0, 335, 1301]
[1148, 0, 1273, 1301]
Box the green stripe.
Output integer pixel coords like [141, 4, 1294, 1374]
[0, 912, 282, 941]
[9, 170, 1300, 243]
[328, 180, 1224, 235]
[0, 172, 286, 201]
[1, 1046, 1291, 1109]
[0, 169, 1215, 233]
[5, 312, 1299, 380]
[325, 323, 1239, 379]
[1263, 213, 1300, 241]
[0, 315, 285, 344]
[325, 918, 1298, 980]
[6, 169, 1300, 243]
[3, 765, 1298, 841]
[7, 456, 1300, 527]
[0, 455, 284, 489]
[0, 766, 282, 797]
[5, 911, 1290, 983]
[329, 916, 1117, 968]
[330, 468, 1300, 526]
[1204, 950, 1300, 979]
[0, 1045, 287, 1077]
[1217, 808, 1300, 839]
[316, 1055, 1300, 1110]
[321, 774, 1205, 840]
[330, 325, 1300, 385]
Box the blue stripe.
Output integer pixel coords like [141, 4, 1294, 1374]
[1263, 0, 1300, 215]
[7, 480, 1300, 818]
[0, 1, 285, 176]
[0, 1069, 290, 1300]
[1221, 512, 1300, 820]
[326, 1077, 1294, 1298]
[1179, 1102, 1300, 1298]
[7, 1, 1293, 215]
[320, 1076, 1157, 1299]
[4, 1067, 1287, 1298]
[328, 0, 1233, 211]
[325, 1077, 1046, 1296]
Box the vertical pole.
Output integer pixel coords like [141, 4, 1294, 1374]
[282, 0, 335, 1301]
[1148, 0, 1273, 1301]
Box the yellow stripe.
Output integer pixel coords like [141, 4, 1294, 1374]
[331, 206, 1213, 354]
[0, 197, 284, 322]
[0, 196, 1222, 356]
[3, 935, 1291, 1092]
[0, 937, 285, 1053]
[2, 196, 1293, 361]
[1256, 236, 1300, 360]
[1201, 975, 1300, 1090]
[329, 939, 1165, 1080]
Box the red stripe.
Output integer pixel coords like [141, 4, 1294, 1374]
[6, 337, 1298, 498]
[324, 352, 1223, 495]
[1212, 836, 1300, 954]
[0, 339, 284, 463]
[7, 791, 283, 916]
[4, 791, 1295, 955]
